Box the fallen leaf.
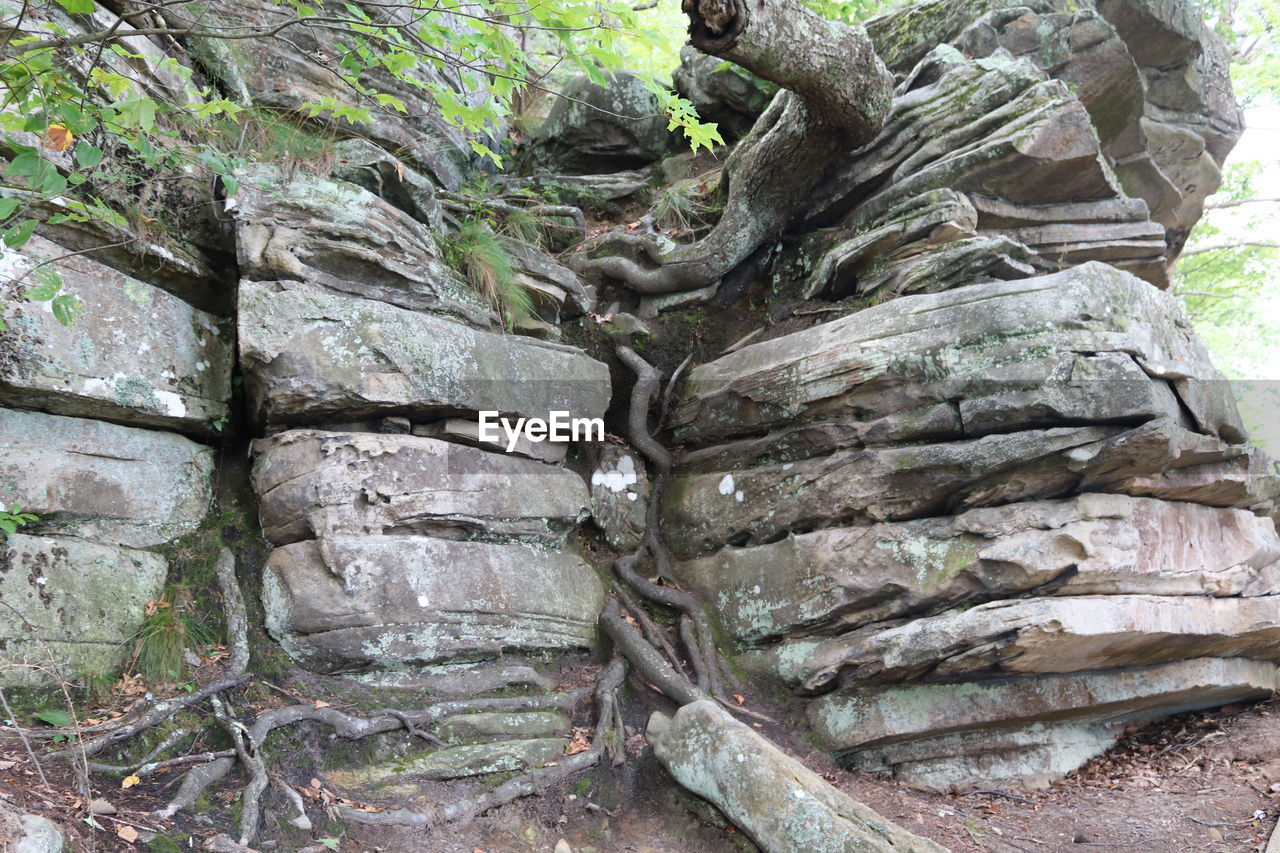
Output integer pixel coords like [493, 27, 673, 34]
[313, 700, 330, 708]
[116, 824, 139, 843]
[309, 778, 323, 789]
[566, 727, 591, 755]
[121, 775, 140, 789]
[732, 693, 745, 705]
[43, 124, 73, 151]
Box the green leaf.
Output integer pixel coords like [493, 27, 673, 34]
[6, 151, 42, 178]
[0, 198, 19, 220]
[34, 709, 72, 727]
[24, 269, 62, 301]
[74, 141, 103, 168]
[54, 0, 95, 13]
[0, 519, 14, 535]
[51, 293, 82, 327]
[3, 219, 38, 249]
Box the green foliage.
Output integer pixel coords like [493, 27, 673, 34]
[32, 707, 71, 727]
[802, 0, 905, 24]
[443, 218, 533, 331]
[0, 503, 37, 536]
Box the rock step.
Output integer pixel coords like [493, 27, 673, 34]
[238, 279, 611, 428]
[676, 494, 1280, 646]
[771, 594, 1280, 692]
[262, 535, 604, 672]
[810, 657, 1276, 761]
[252, 429, 589, 546]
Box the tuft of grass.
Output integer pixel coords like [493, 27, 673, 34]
[652, 169, 721, 235]
[443, 218, 534, 331]
[133, 586, 216, 685]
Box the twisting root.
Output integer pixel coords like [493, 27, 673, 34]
[336, 656, 629, 828]
[614, 343, 673, 472]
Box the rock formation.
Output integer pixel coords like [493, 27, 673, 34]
[0, 0, 1275, 849]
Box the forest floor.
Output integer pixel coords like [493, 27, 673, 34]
[4, 686, 1280, 852]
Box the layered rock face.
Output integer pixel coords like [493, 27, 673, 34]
[657, 0, 1279, 791]
[0, 244, 223, 685]
[235, 166, 612, 789]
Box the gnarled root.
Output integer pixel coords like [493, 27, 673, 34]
[578, 0, 893, 295]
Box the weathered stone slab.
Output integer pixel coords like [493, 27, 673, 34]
[0, 235, 232, 434]
[852, 720, 1121, 791]
[411, 417, 567, 463]
[263, 535, 604, 672]
[811, 658, 1277, 759]
[435, 711, 571, 743]
[238, 280, 611, 427]
[773, 594, 1280, 692]
[230, 165, 490, 326]
[333, 738, 568, 788]
[647, 701, 949, 853]
[678, 495, 1280, 646]
[0, 408, 214, 548]
[672, 264, 1239, 449]
[252, 430, 589, 545]
[0, 533, 167, 687]
[589, 446, 648, 551]
[664, 425, 1122, 558]
[531, 73, 671, 173]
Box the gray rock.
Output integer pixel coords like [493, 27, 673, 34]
[647, 701, 949, 853]
[252, 429, 589, 545]
[331, 738, 568, 787]
[853, 720, 1122, 792]
[0, 533, 167, 687]
[238, 280, 611, 428]
[0, 801, 63, 853]
[0, 408, 213, 548]
[810, 657, 1277, 767]
[672, 264, 1238, 449]
[411, 417, 567, 463]
[229, 165, 490, 326]
[435, 711, 571, 743]
[263, 535, 604, 671]
[589, 446, 648, 551]
[677, 494, 1280, 646]
[186, 1, 480, 189]
[772, 594, 1280, 692]
[330, 138, 445, 231]
[532, 74, 671, 173]
[0, 235, 232, 435]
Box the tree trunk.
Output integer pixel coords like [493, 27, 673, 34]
[582, 0, 893, 294]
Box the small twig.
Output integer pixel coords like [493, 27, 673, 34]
[0, 685, 50, 788]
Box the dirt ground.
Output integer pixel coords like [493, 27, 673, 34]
[4, 689, 1280, 852]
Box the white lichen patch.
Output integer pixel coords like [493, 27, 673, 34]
[592, 454, 638, 493]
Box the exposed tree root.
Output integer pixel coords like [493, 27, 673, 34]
[335, 656, 629, 828]
[577, 0, 892, 295]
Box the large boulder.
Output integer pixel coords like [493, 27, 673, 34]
[0, 533, 167, 687]
[531, 73, 672, 173]
[238, 280, 611, 427]
[262, 535, 604, 672]
[252, 429, 589, 545]
[647, 701, 949, 853]
[0, 235, 232, 436]
[0, 408, 214, 548]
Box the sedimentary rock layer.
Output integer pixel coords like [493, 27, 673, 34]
[252, 429, 589, 545]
